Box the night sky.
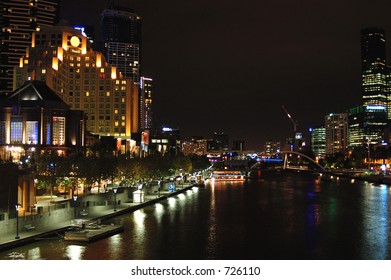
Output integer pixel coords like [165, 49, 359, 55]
[60, 0, 391, 150]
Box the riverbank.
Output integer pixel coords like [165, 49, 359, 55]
[0, 183, 197, 253]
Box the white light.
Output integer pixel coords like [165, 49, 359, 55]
[367, 105, 386, 110]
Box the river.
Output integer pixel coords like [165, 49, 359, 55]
[1, 171, 390, 260]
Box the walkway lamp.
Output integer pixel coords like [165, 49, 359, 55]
[15, 204, 21, 239]
[73, 195, 77, 219]
[113, 188, 118, 211]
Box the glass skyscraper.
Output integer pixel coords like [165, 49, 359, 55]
[100, 8, 142, 86]
[361, 27, 390, 141]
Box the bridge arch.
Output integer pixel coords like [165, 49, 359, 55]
[251, 151, 325, 171]
[279, 151, 325, 171]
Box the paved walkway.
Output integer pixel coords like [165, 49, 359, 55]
[0, 183, 196, 252]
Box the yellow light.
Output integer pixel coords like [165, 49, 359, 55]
[57, 47, 63, 61]
[70, 36, 80, 47]
[111, 67, 117, 79]
[96, 54, 101, 68]
[52, 57, 58, 71]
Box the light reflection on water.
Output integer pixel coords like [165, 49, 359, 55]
[1, 173, 391, 260]
[361, 183, 389, 259]
[66, 245, 85, 260]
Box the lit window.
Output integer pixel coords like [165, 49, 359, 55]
[52, 117, 65, 145]
[26, 121, 38, 144]
[10, 117, 23, 144]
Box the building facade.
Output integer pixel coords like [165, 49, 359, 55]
[264, 140, 281, 157]
[100, 8, 141, 85]
[325, 113, 348, 156]
[361, 27, 389, 140]
[0, 0, 59, 94]
[0, 80, 85, 162]
[139, 76, 153, 130]
[348, 106, 365, 148]
[14, 22, 139, 143]
[309, 126, 326, 159]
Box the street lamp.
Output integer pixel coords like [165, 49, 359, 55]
[113, 188, 118, 211]
[15, 204, 21, 239]
[73, 195, 77, 219]
[367, 137, 371, 172]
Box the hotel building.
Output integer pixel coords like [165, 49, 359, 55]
[14, 22, 139, 142]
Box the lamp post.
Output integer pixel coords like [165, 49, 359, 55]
[15, 204, 20, 239]
[367, 137, 371, 172]
[113, 188, 117, 211]
[73, 195, 77, 219]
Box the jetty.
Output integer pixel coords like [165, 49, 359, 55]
[64, 222, 124, 242]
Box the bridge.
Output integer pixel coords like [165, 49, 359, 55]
[251, 151, 325, 172]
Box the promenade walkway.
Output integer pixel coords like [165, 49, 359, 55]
[0, 183, 196, 253]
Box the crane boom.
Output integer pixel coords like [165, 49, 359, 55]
[282, 106, 298, 133]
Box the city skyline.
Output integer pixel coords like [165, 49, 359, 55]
[60, 0, 391, 149]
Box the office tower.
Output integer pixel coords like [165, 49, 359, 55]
[0, 0, 59, 94]
[213, 132, 229, 151]
[264, 140, 281, 157]
[348, 106, 365, 148]
[361, 28, 387, 106]
[100, 8, 141, 84]
[325, 113, 348, 155]
[14, 22, 139, 139]
[361, 27, 389, 141]
[309, 126, 326, 159]
[139, 76, 153, 130]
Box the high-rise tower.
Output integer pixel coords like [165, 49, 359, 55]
[100, 8, 142, 85]
[14, 22, 139, 138]
[361, 27, 387, 106]
[0, 0, 59, 94]
[139, 76, 153, 130]
[361, 27, 389, 141]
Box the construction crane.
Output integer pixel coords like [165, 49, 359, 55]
[282, 105, 298, 134]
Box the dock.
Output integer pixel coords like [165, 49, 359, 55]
[64, 224, 124, 242]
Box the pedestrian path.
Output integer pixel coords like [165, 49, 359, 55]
[0, 184, 196, 252]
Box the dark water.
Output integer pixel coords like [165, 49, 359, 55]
[1, 172, 391, 260]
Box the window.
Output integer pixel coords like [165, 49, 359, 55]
[10, 117, 23, 144]
[52, 117, 65, 145]
[26, 121, 38, 144]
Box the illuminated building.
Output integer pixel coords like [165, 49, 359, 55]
[348, 106, 365, 148]
[211, 132, 229, 151]
[0, 0, 59, 94]
[150, 126, 181, 156]
[139, 77, 153, 130]
[325, 113, 348, 155]
[309, 126, 326, 159]
[0, 80, 85, 161]
[264, 140, 281, 157]
[361, 28, 388, 107]
[100, 8, 141, 86]
[182, 137, 208, 156]
[14, 22, 139, 143]
[361, 27, 389, 140]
